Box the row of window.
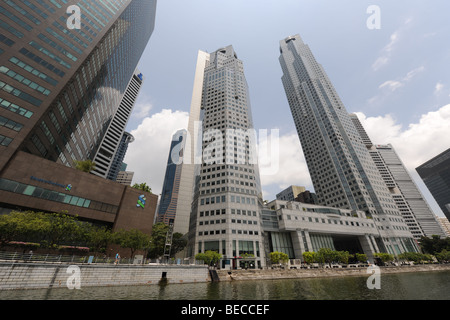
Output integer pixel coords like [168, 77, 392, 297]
[0, 115, 23, 132]
[0, 65, 51, 96]
[0, 134, 12, 146]
[9, 56, 58, 86]
[199, 194, 256, 206]
[0, 178, 119, 215]
[0, 97, 33, 119]
[0, 80, 42, 107]
[199, 208, 258, 217]
[199, 230, 260, 236]
[19, 47, 65, 77]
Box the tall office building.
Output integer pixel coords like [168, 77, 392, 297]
[349, 114, 446, 238]
[107, 131, 135, 181]
[0, 0, 156, 173]
[170, 51, 209, 235]
[279, 34, 417, 255]
[276, 185, 306, 202]
[157, 129, 186, 226]
[416, 148, 450, 222]
[0, 1, 157, 236]
[186, 46, 266, 269]
[92, 69, 143, 180]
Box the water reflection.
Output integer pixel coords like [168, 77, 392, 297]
[1, 271, 449, 300]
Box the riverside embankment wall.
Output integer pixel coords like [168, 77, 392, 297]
[0, 262, 210, 290]
[216, 264, 450, 282]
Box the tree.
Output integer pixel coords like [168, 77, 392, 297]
[374, 252, 394, 263]
[132, 182, 152, 193]
[195, 251, 222, 266]
[316, 248, 338, 267]
[148, 222, 169, 258]
[419, 235, 450, 255]
[302, 251, 316, 264]
[74, 159, 96, 173]
[171, 232, 187, 257]
[41, 212, 83, 249]
[113, 229, 151, 258]
[269, 251, 289, 265]
[86, 225, 112, 254]
[355, 253, 368, 263]
[435, 249, 450, 263]
[337, 251, 350, 264]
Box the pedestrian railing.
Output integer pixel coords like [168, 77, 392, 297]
[0, 251, 203, 266]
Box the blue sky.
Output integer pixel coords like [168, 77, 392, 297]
[124, 0, 450, 217]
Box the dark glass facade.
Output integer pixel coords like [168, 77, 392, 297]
[416, 148, 450, 221]
[157, 130, 186, 225]
[0, 0, 156, 172]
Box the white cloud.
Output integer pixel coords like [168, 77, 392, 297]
[372, 31, 400, 71]
[124, 109, 189, 194]
[378, 66, 425, 93]
[258, 131, 312, 194]
[372, 18, 413, 71]
[379, 80, 403, 92]
[434, 82, 444, 95]
[354, 104, 450, 171]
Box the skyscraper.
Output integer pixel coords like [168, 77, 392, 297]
[170, 50, 209, 235]
[0, 0, 156, 173]
[157, 129, 186, 226]
[279, 34, 417, 255]
[416, 147, 450, 222]
[0, 1, 157, 235]
[106, 131, 135, 181]
[92, 69, 143, 180]
[349, 114, 446, 238]
[186, 46, 266, 269]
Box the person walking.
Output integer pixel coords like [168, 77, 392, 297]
[115, 253, 120, 265]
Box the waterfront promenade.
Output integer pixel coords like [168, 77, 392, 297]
[1, 250, 450, 290]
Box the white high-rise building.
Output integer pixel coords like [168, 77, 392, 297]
[186, 46, 266, 269]
[92, 69, 143, 179]
[279, 34, 418, 255]
[349, 114, 446, 239]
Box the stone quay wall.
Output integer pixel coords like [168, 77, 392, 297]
[216, 264, 450, 282]
[0, 262, 210, 290]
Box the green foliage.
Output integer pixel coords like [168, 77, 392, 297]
[398, 252, 434, 263]
[0, 210, 153, 257]
[147, 222, 169, 258]
[269, 251, 289, 264]
[374, 252, 394, 263]
[132, 182, 152, 193]
[418, 235, 450, 255]
[195, 250, 222, 266]
[73, 159, 96, 172]
[435, 249, 450, 262]
[302, 251, 316, 264]
[113, 228, 151, 258]
[355, 253, 368, 263]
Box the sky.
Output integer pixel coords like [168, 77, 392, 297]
[123, 0, 450, 218]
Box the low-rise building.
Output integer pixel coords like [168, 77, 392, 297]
[262, 200, 388, 263]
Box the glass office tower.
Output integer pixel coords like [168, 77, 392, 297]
[187, 46, 266, 269]
[157, 129, 187, 226]
[416, 148, 450, 222]
[279, 34, 418, 255]
[0, 0, 156, 173]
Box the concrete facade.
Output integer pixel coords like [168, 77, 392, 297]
[264, 200, 383, 262]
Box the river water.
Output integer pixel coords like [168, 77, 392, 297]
[1, 270, 449, 300]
